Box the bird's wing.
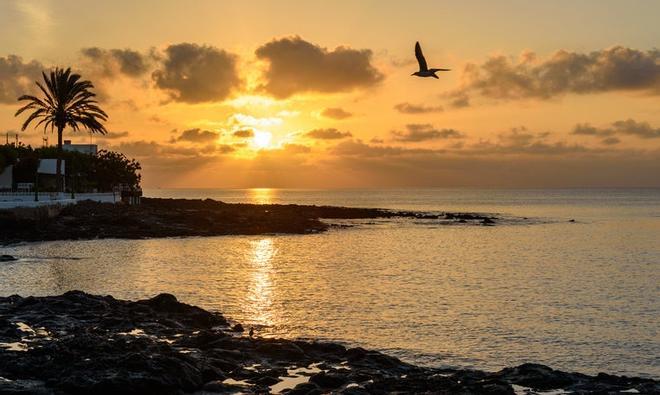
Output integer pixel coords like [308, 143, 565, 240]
[429, 68, 451, 72]
[415, 42, 428, 71]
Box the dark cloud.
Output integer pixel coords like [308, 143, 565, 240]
[96, 131, 130, 139]
[331, 140, 435, 157]
[0, 55, 44, 104]
[573, 119, 660, 139]
[601, 137, 621, 145]
[153, 43, 241, 103]
[111, 139, 232, 158]
[448, 93, 470, 108]
[393, 102, 444, 114]
[321, 107, 353, 119]
[451, 46, 660, 102]
[468, 127, 589, 155]
[255, 36, 384, 98]
[171, 128, 220, 143]
[233, 129, 254, 138]
[328, 143, 660, 188]
[306, 128, 352, 140]
[391, 124, 464, 142]
[81, 47, 150, 77]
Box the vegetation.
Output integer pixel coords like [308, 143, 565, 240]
[14, 68, 108, 191]
[0, 144, 140, 192]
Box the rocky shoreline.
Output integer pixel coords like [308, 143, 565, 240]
[0, 197, 497, 244]
[0, 292, 656, 394]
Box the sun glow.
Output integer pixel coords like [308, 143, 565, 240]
[252, 131, 272, 149]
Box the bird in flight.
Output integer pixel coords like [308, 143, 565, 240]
[412, 41, 450, 79]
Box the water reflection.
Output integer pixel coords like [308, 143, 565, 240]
[248, 188, 275, 204]
[247, 238, 276, 327]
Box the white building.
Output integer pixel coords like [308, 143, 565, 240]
[63, 140, 97, 155]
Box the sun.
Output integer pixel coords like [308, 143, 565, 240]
[252, 131, 272, 149]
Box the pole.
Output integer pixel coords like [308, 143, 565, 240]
[34, 173, 38, 202]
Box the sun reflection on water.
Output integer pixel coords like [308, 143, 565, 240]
[248, 188, 275, 204]
[247, 238, 276, 328]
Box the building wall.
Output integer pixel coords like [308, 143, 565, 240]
[0, 165, 12, 190]
[63, 142, 98, 155]
[0, 192, 116, 209]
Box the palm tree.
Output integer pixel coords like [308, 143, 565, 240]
[15, 67, 108, 192]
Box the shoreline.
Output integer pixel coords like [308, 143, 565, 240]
[0, 292, 656, 394]
[0, 197, 498, 245]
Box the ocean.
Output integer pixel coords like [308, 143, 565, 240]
[1, 188, 659, 378]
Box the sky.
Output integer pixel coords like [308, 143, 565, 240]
[1, 0, 659, 188]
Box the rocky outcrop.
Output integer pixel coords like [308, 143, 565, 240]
[0, 292, 655, 394]
[0, 198, 499, 244]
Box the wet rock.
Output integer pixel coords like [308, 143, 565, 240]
[494, 363, 579, 389]
[0, 292, 657, 395]
[309, 371, 347, 389]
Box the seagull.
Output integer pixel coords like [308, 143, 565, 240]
[412, 41, 450, 79]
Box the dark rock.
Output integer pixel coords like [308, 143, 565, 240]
[255, 375, 280, 386]
[0, 254, 17, 262]
[494, 363, 578, 390]
[286, 382, 321, 395]
[1, 292, 656, 395]
[255, 340, 306, 360]
[232, 323, 244, 332]
[309, 371, 347, 389]
[1, 198, 497, 244]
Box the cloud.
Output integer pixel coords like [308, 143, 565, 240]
[233, 129, 254, 138]
[96, 131, 130, 139]
[0, 55, 44, 103]
[306, 128, 352, 140]
[321, 107, 353, 119]
[601, 137, 621, 145]
[448, 93, 470, 108]
[172, 128, 220, 143]
[468, 127, 590, 155]
[391, 124, 464, 142]
[280, 143, 312, 154]
[331, 140, 435, 157]
[255, 36, 384, 98]
[81, 47, 151, 77]
[393, 102, 444, 114]
[152, 43, 241, 103]
[451, 46, 660, 102]
[573, 119, 660, 139]
[229, 113, 283, 128]
[110, 139, 234, 159]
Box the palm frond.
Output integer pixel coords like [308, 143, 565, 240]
[15, 67, 109, 140]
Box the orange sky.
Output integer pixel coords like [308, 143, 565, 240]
[1, 0, 659, 188]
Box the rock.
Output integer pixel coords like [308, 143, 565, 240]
[309, 371, 348, 389]
[494, 363, 577, 390]
[1, 292, 657, 395]
[255, 375, 280, 386]
[255, 341, 306, 360]
[0, 255, 17, 262]
[232, 323, 244, 332]
[286, 382, 321, 395]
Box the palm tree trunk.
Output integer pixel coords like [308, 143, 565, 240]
[56, 126, 63, 193]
